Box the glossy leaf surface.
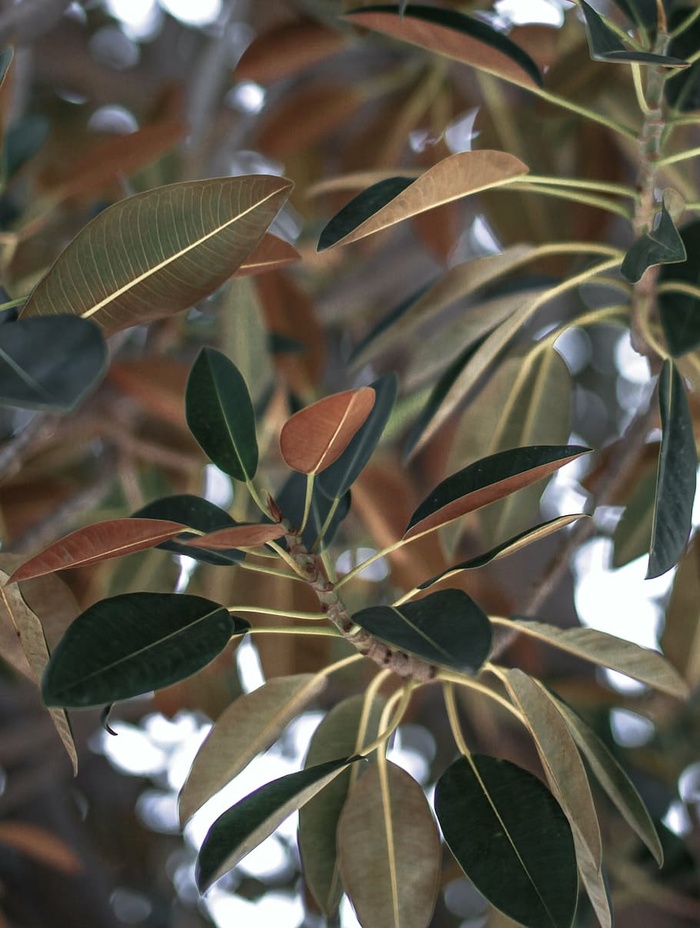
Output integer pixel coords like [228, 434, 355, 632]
[498, 618, 688, 698]
[405, 445, 589, 540]
[133, 495, 244, 565]
[659, 220, 700, 355]
[182, 523, 284, 550]
[352, 588, 492, 674]
[0, 316, 106, 411]
[318, 373, 398, 500]
[9, 519, 189, 583]
[318, 151, 527, 250]
[186, 347, 258, 482]
[21, 176, 292, 334]
[621, 202, 686, 283]
[435, 755, 578, 928]
[179, 674, 327, 825]
[196, 756, 360, 891]
[345, 5, 542, 88]
[43, 593, 248, 708]
[647, 361, 697, 579]
[279, 387, 376, 474]
[580, 1, 685, 65]
[338, 761, 441, 928]
[299, 695, 385, 916]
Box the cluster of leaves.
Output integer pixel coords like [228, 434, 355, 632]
[1, 1, 700, 927]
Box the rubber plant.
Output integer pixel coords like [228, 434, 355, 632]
[2, 1, 700, 927]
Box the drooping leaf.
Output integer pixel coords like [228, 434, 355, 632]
[20, 176, 292, 334]
[612, 462, 657, 568]
[179, 674, 327, 825]
[8, 518, 190, 583]
[235, 17, 345, 84]
[318, 151, 527, 250]
[352, 588, 492, 675]
[405, 445, 589, 540]
[662, 537, 700, 689]
[182, 523, 284, 550]
[504, 671, 602, 868]
[42, 593, 248, 708]
[495, 617, 689, 698]
[338, 761, 441, 928]
[196, 756, 362, 891]
[344, 5, 543, 89]
[299, 695, 385, 917]
[551, 696, 663, 865]
[435, 754, 578, 928]
[276, 471, 351, 549]
[185, 347, 259, 482]
[234, 234, 301, 277]
[659, 220, 700, 356]
[133, 495, 245, 566]
[647, 360, 697, 579]
[621, 201, 686, 283]
[220, 276, 273, 409]
[318, 373, 398, 500]
[0, 316, 107, 411]
[0, 569, 77, 772]
[279, 387, 376, 474]
[580, 1, 686, 66]
[417, 515, 587, 589]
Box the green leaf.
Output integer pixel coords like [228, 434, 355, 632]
[196, 756, 362, 891]
[504, 671, 602, 868]
[621, 201, 687, 283]
[610, 0, 657, 29]
[612, 462, 656, 568]
[318, 373, 398, 500]
[20, 176, 292, 334]
[580, 1, 686, 66]
[352, 588, 492, 675]
[647, 360, 697, 579]
[497, 618, 689, 698]
[344, 5, 543, 89]
[0, 316, 107, 411]
[318, 151, 527, 250]
[277, 471, 351, 549]
[659, 220, 700, 356]
[42, 593, 248, 708]
[552, 696, 663, 865]
[435, 754, 578, 928]
[405, 445, 589, 540]
[661, 537, 700, 690]
[417, 515, 587, 590]
[186, 347, 259, 482]
[179, 674, 327, 825]
[338, 761, 441, 928]
[133, 495, 245, 566]
[299, 695, 385, 917]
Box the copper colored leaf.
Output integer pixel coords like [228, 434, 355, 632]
[182, 523, 284, 550]
[405, 445, 589, 540]
[235, 234, 301, 277]
[0, 823, 81, 874]
[8, 518, 190, 583]
[20, 176, 292, 334]
[338, 761, 441, 928]
[280, 387, 376, 475]
[345, 5, 542, 89]
[318, 151, 528, 250]
[257, 84, 362, 159]
[235, 18, 345, 83]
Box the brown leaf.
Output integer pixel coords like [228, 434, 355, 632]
[8, 518, 190, 582]
[235, 18, 345, 83]
[280, 387, 376, 474]
[235, 233, 301, 277]
[107, 358, 190, 430]
[0, 822, 82, 874]
[182, 523, 285, 550]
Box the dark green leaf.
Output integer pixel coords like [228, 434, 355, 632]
[186, 347, 258, 482]
[277, 472, 351, 549]
[659, 220, 700, 356]
[403, 337, 486, 460]
[42, 593, 248, 708]
[405, 445, 589, 540]
[352, 588, 492, 674]
[4, 114, 49, 180]
[621, 202, 686, 283]
[318, 373, 398, 499]
[132, 495, 244, 565]
[0, 316, 107, 411]
[435, 755, 578, 928]
[196, 756, 362, 891]
[647, 361, 697, 578]
[580, 1, 685, 65]
[345, 5, 542, 88]
[318, 178, 413, 251]
[666, 8, 700, 112]
[610, 0, 657, 29]
[299, 695, 385, 916]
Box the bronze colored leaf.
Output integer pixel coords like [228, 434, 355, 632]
[182, 523, 284, 549]
[234, 234, 301, 277]
[0, 822, 81, 874]
[235, 18, 345, 83]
